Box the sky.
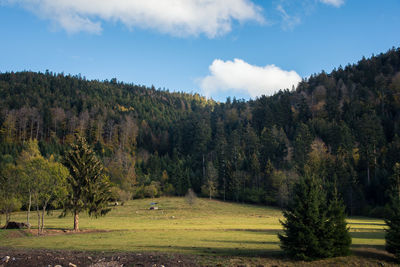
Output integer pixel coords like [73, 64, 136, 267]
[0, 0, 400, 102]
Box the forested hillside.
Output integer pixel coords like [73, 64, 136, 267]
[1, 47, 400, 216]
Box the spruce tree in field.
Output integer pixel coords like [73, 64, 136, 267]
[278, 173, 333, 260]
[385, 163, 400, 261]
[279, 140, 351, 261]
[62, 135, 112, 231]
[327, 183, 351, 257]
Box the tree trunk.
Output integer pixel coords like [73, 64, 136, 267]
[73, 211, 79, 231]
[41, 200, 48, 233]
[41, 207, 45, 233]
[5, 211, 10, 225]
[223, 179, 226, 202]
[202, 154, 205, 182]
[36, 204, 40, 235]
[30, 120, 34, 140]
[367, 165, 370, 186]
[36, 120, 40, 139]
[27, 191, 31, 228]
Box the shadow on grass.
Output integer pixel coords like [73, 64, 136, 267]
[350, 231, 385, 239]
[138, 245, 282, 258]
[350, 227, 386, 232]
[226, 229, 281, 234]
[348, 222, 386, 226]
[352, 244, 385, 250]
[203, 240, 278, 245]
[139, 244, 396, 264]
[351, 247, 397, 263]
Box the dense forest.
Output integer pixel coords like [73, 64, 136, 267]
[1, 47, 400, 217]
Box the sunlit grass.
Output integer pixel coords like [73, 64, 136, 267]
[0, 197, 386, 256]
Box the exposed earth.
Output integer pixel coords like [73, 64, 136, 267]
[0, 247, 201, 267]
[0, 247, 398, 267]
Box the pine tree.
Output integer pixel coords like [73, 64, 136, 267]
[385, 163, 400, 261]
[385, 195, 400, 261]
[278, 173, 333, 260]
[327, 184, 351, 257]
[62, 135, 112, 231]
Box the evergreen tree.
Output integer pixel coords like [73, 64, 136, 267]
[62, 135, 112, 231]
[293, 123, 313, 172]
[278, 173, 333, 260]
[385, 163, 400, 261]
[327, 183, 351, 257]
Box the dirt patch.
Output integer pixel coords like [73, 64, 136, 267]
[0, 248, 197, 267]
[26, 229, 112, 236]
[0, 247, 398, 267]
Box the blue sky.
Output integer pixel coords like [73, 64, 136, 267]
[1, 0, 400, 101]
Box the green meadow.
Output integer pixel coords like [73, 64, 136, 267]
[0, 197, 386, 257]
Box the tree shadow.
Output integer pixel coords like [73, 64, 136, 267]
[351, 247, 397, 263]
[348, 222, 386, 226]
[226, 229, 281, 234]
[351, 244, 385, 250]
[350, 227, 386, 231]
[201, 239, 279, 245]
[138, 245, 282, 258]
[350, 231, 385, 239]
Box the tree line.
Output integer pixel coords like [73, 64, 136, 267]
[1, 48, 400, 216]
[0, 47, 400, 261]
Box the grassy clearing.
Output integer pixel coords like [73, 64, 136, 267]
[0, 197, 387, 257]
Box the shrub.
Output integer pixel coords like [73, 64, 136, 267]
[185, 188, 197, 206]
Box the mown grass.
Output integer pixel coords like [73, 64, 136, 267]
[0, 197, 386, 257]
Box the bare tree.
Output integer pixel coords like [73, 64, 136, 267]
[120, 115, 138, 150]
[51, 107, 66, 136]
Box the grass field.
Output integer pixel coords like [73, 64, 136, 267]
[0, 197, 393, 266]
[0, 197, 386, 254]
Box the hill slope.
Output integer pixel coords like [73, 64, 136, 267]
[1, 47, 400, 215]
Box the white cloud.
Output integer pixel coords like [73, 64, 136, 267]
[320, 0, 345, 8]
[5, 0, 264, 36]
[200, 59, 301, 99]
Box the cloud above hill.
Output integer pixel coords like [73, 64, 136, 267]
[4, 0, 264, 37]
[200, 59, 302, 99]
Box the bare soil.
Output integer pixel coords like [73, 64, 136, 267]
[0, 248, 197, 267]
[0, 247, 398, 267]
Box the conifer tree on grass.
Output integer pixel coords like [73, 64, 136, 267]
[328, 184, 351, 257]
[62, 135, 112, 231]
[385, 163, 400, 262]
[385, 195, 400, 261]
[278, 173, 331, 260]
[278, 172, 351, 260]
